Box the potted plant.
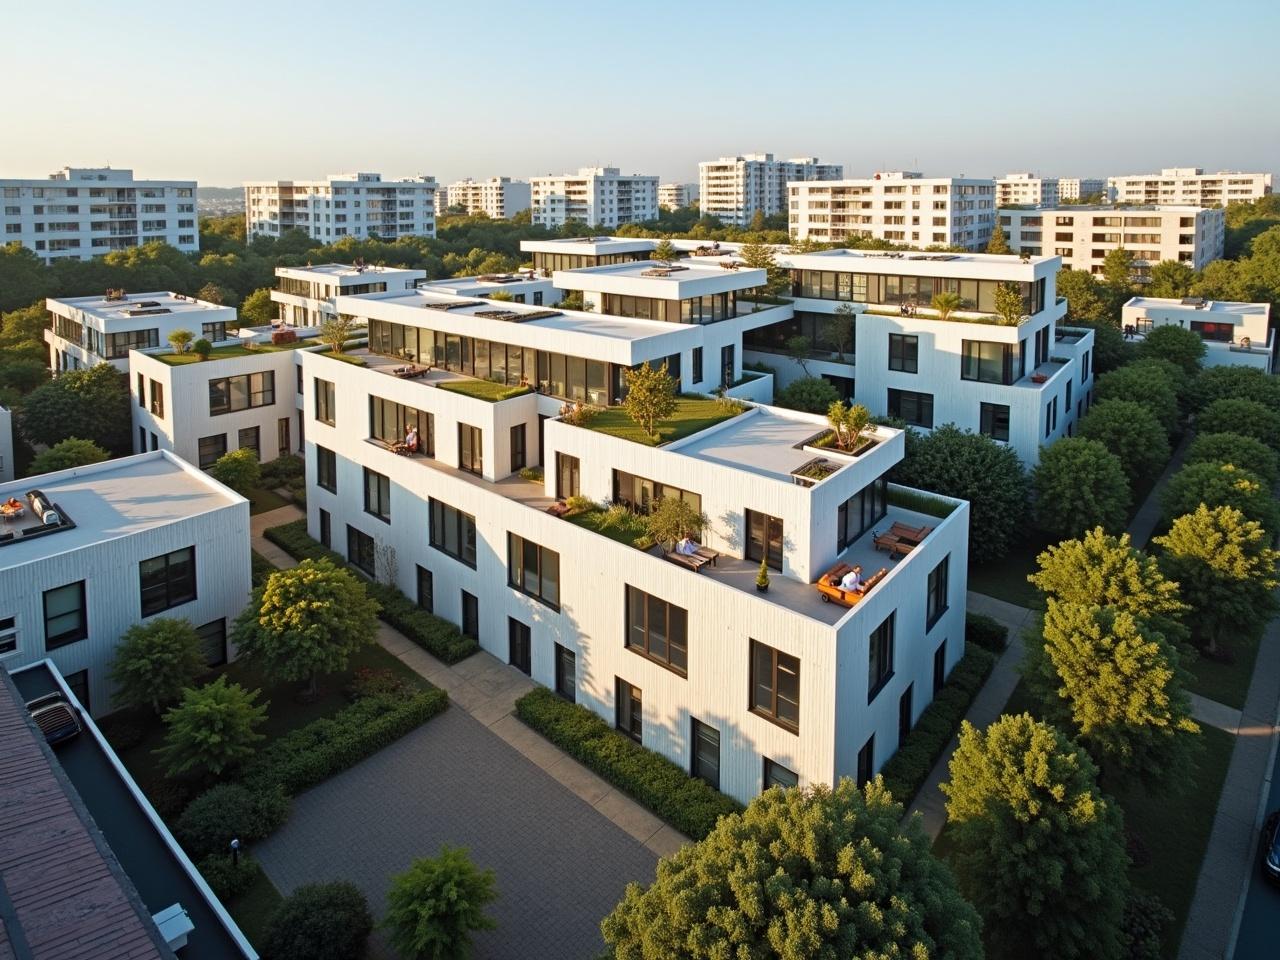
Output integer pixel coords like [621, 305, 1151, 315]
[756, 557, 770, 593]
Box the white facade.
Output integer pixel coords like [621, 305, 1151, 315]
[418, 273, 561, 307]
[273, 263, 426, 327]
[244, 172, 437, 241]
[1058, 177, 1106, 201]
[658, 182, 699, 210]
[996, 173, 1059, 207]
[530, 168, 658, 229]
[45, 291, 239, 373]
[999, 205, 1225, 281]
[789, 172, 997, 250]
[0, 407, 12, 484]
[441, 178, 531, 219]
[0, 451, 251, 717]
[699, 154, 843, 227]
[1107, 168, 1273, 207]
[1, 167, 198, 264]
[1122, 296, 1274, 372]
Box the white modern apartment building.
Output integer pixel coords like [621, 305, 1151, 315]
[743, 249, 1093, 466]
[1107, 168, 1273, 207]
[244, 173, 437, 241]
[1, 167, 198, 264]
[273, 263, 425, 327]
[297, 258, 969, 804]
[0, 451, 251, 717]
[530, 168, 659, 229]
[419, 273, 561, 306]
[789, 173, 997, 251]
[699, 154, 844, 227]
[441, 177, 531, 219]
[658, 182, 699, 210]
[999, 205, 1225, 281]
[996, 173, 1059, 207]
[1122, 296, 1274, 372]
[45, 290, 238, 373]
[1058, 177, 1106, 201]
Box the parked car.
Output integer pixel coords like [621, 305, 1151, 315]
[1261, 811, 1280, 884]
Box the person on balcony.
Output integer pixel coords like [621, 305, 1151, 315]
[404, 425, 420, 454]
[840, 567, 863, 592]
[675, 536, 699, 556]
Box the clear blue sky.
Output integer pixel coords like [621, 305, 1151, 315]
[4, 0, 1277, 187]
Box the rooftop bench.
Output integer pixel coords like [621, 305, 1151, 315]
[816, 562, 889, 606]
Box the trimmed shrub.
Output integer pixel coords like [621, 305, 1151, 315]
[271, 329, 298, 345]
[262, 881, 373, 960]
[1186, 431, 1280, 486]
[1121, 890, 1174, 960]
[965, 612, 1009, 652]
[344, 666, 408, 701]
[145, 778, 199, 820]
[1077, 399, 1172, 485]
[175, 783, 290, 859]
[243, 690, 448, 797]
[1160, 461, 1279, 533]
[1189, 365, 1280, 412]
[1197, 397, 1280, 450]
[1095, 361, 1180, 435]
[197, 852, 263, 900]
[209, 447, 261, 494]
[264, 520, 479, 664]
[515, 687, 742, 839]
[879, 644, 997, 805]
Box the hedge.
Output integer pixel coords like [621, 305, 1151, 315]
[242, 690, 448, 797]
[198, 852, 264, 900]
[964, 612, 1009, 652]
[176, 783, 291, 859]
[879, 643, 997, 805]
[515, 687, 742, 839]
[264, 520, 479, 663]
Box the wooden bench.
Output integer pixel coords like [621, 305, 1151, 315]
[890, 521, 932, 543]
[816, 563, 889, 606]
[874, 531, 905, 558]
[664, 550, 712, 573]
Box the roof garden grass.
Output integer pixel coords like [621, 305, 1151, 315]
[563, 506, 650, 549]
[584, 395, 744, 446]
[154, 338, 324, 365]
[436, 379, 533, 402]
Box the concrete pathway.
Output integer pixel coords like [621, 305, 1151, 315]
[1190, 692, 1245, 734]
[1126, 430, 1192, 548]
[249, 503, 304, 569]
[908, 592, 1036, 839]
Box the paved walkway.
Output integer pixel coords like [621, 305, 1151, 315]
[908, 592, 1036, 839]
[1126, 430, 1192, 548]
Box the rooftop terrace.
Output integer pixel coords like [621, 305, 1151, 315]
[276, 262, 423, 279]
[1125, 295, 1269, 317]
[47, 291, 231, 322]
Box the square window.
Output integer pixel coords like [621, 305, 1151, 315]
[764, 757, 798, 790]
[44, 581, 87, 649]
[139, 547, 196, 617]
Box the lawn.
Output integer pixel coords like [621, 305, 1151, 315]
[155, 339, 322, 365]
[967, 534, 1051, 610]
[246, 486, 289, 515]
[1183, 623, 1263, 710]
[563, 507, 648, 549]
[436, 379, 533, 402]
[226, 871, 283, 950]
[585, 396, 744, 446]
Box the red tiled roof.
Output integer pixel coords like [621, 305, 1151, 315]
[0, 674, 170, 960]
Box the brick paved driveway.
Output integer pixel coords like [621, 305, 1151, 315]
[255, 706, 659, 959]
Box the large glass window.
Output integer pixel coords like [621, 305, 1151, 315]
[750, 640, 800, 732]
[692, 719, 721, 789]
[458, 424, 483, 475]
[209, 371, 275, 416]
[314, 377, 336, 425]
[616, 678, 642, 742]
[927, 555, 949, 630]
[140, 547, 196, 617]
[868, 613, 895, 702]
[979, 403, 1010, 442]
[316, 445, 337, 492]
[746, 510, 783, 572]
[612, 470, 700, 517]
[198, 434, 227, 470]
[106, 328, 159, 359]
[43, 581, 86, 649]
[430, 498, 477, 567]
[238, 426, 260, 458]
[196, 618, 227, 667]
[507, 532, 560, 609]
[625, 585, 688, 676]
[363, 467, 391, 522]
[887, 388, 933, 428]
[837, 474, 888, 550]
[370, 396, 434, 455]
[347, 525, 375, 577]
[888, 334, 918, 373]
[961, 340, 1014, 384]
[555, 643, 576, 701]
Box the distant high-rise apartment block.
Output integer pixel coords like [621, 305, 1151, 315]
[1057, 178, 1106, 201]
[530, 167, 658, 229]
[996, 173, 1059, 207]
[1, 167, 198, 264]
[999, 205, 1225, 281]
[658, 182, 699, 210]
[1107, 168, 1272, 207]
[789, 172, 997, 250]
[441, 177, 531, 219]
[699, 154, 843, 227]
[244, 172, 437, 241]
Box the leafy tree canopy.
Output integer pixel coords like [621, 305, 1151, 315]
[27, 437, 109, 477]
[1031, 437, 1130, 539]
[1134, 323, 1205, 376]
[774, 375, 839, 413]
[157, 675, 267, 777]
[1160, 460, 1279, 533]
[1186, 430, 1279, 486]
[1196, 397, 1280, 449]
[19, 363, 132, 454]
[109, 617, 208, 713]
[383, 847, 497, 960]
[1077, 400, 1171, 484]
[1094, 362, 1179, 435]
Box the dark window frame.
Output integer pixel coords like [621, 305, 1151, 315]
[197, 434, 227, 469]
[316, 445, 337, 493]
[979, 402, 1010, 442]
[926, 555, 949, 630]
[624, 585, 688, 676]
[616, 677, 642, 742]
[362, 467, 391, 523]
[347, 525, 375, 577]
[43, 581, 87, 649]
[416, 565, 434, 612]
[750, 639, 800, 733]
[764, 757, 799, 791]
[691, 718, 721, 789]
[314, 377, 336, 426]
[888, 333, 919, 373]
[868, 612, 895, 703]
[139, 546, 196, 617]
[507, 532, 560, 609]
[429, 498, 477, 568]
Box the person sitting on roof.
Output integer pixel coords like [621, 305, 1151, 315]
[675, 536, 699, 556]
[840, 567, 863, 592]
[404, 425, 420, 454]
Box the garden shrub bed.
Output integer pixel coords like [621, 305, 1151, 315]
[964, 612, 1009, 652]
[515, 687, 742, 839]
[264, 520, 478, 663]
[879, 643, 997, 805]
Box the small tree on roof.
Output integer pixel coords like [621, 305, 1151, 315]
[651, 239, 678, 264]
[643, 496, 708, 547]
[319, 314, 356, 356]
[623, 361, 677, 440]
[168, 328, 194, 353]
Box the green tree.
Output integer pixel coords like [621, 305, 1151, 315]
[1160, 461, 1279, 533]
[1102, 247, 1135, 293]
[643, 495, 708, 546]
[650, 239, 678, 264]
[1189, 365, 1280, 412]
[738, 240, 785, 295]
[986, 224, 1012, 254]
[1026, 600, 1200, 790]
[931, 290, 964, 320]
[167, 328, 194, 353]
[748, 209, 767, 233]
[1057, 268, 1115, 323]
[993, 281, 1025, 325]
[1071, 316, 1131, 373]
[774, 375, 839, 413]
[109, 618, 208, 713]
[896, 424, 1030, 562]
[821, 301, 855, 360]
[1029, 527, 1189, 651]
[27, 437, 110, 476]
[1155, 504, 1280, 656]
[1077, 400, 1171, 484]
[18, 364, 132, 454]
[209, 447, 261, 494]
[156, 675, 267, 777]
[1031, 438, 1130, 538]
[1186, 431, 1279, 486]
[383, 847, 498, 960]
[263, 881, 373, 960]
[318, 313, 356, 356]
[232, 559, 380, 697]
[196, 282, 237, 306]
[1094, 362, 1180, 435]
[239, 287, 275, 327]
[826, 400, 872, 452]
[1135, 324, 1205, 375]
[193, 338, 212, 360]
[1196, 397, 1280, 449]
[1144, 260, 1196, 299]
[622, 361, 677, 440]
[604, 779, 982, 960]
[942, 713, 1128, 960]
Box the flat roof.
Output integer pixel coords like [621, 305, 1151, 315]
[1002, 204, 1207, 213]
[1125, 296, 1269, 316]
[519, 237, 661, 255]
[275, 262, 425, 281]
[0, 452, 243, 571]
[9, 663, 254, 959]
[554, 260, 766, 297]
[46, 291, 231, 322]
